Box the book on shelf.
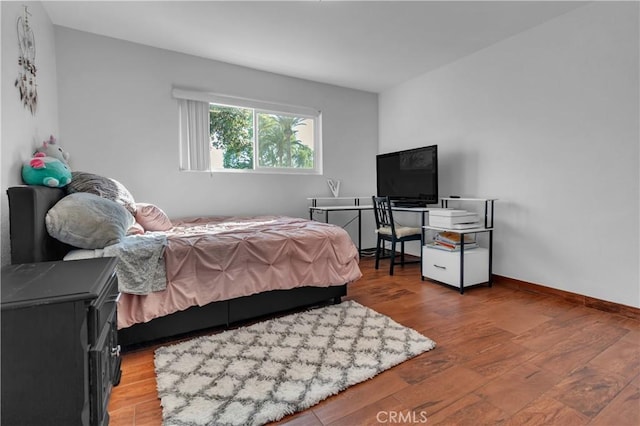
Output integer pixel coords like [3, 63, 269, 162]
[435, 231, 476, 245]
[425, 231, 479, 251]
[425, 241, 479, 252]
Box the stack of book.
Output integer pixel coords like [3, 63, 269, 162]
[426, 231, 479, 251]
[428, 209, 480, 229]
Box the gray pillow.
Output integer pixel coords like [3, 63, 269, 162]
[46, 193, 135, 249]
[66, 171, 136, 214]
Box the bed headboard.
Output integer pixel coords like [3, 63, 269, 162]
[6, 186, 74, 264]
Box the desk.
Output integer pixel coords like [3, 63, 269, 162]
[308, 196, 367, 208]
[307, 197, 430, 261]
[308, 204, 373, 256]
[393, 206, 430, 227]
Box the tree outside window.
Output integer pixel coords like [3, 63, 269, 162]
[209, 103, 316, 172]
[258, 114, 314, 169]
[210, 105, 253, 169]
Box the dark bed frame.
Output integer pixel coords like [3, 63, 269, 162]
[6, 185, 347, 348]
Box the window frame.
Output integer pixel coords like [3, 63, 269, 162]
[173, 88, 323, 175]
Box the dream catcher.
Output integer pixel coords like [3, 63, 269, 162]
[15, 6, 37, 115]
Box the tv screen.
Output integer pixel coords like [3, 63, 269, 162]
[376, 145, 438, 206]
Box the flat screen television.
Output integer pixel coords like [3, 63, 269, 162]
[376, 145, 438, 206]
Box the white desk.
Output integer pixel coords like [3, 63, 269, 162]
[308, 201, 373, 255]
[307, 197, 430, 260]
[307, 196, 369, 207]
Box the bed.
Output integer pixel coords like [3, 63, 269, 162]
[6, 185, 362, 347]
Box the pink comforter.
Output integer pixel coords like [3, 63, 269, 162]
[117, 216, 362, 329]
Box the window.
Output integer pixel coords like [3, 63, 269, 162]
[174, 89, 322, 174]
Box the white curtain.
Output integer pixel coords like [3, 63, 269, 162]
[178, 99, 210, 171]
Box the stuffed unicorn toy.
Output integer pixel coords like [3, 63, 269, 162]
[21, 135, 72, 187]
[36, 135, 70, 166]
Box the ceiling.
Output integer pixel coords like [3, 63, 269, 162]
[43, 1, 586, 93]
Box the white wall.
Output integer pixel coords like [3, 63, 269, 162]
[53, 27, 378, 247]
[1, 2, 59, 266]
[380, 2, 639, 307]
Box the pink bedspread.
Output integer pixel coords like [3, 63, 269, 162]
[117, 216, 362, 329]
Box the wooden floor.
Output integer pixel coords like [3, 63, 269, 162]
[108, 258, 640, 425]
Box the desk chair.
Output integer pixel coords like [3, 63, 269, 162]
[372, 196, 422, 275]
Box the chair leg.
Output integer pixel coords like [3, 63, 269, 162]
[401, 241, 405, 266]
[374, 236, 381, 270]
[390, 240, 396, 275]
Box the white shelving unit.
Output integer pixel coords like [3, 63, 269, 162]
[422, 197, 497, 294]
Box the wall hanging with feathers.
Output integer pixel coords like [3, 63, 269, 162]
[15, 6, 37, 115]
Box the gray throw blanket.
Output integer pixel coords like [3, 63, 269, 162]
[104, 233, 168, 295]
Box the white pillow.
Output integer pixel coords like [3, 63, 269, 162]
[46, 193, 135, 249]
[63, 249, 105, 261]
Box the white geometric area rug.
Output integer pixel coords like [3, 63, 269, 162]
[154, 300, 436, 426]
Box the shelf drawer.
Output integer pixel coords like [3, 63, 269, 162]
[422, 246, 489, 287]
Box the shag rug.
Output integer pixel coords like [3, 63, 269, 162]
[154, 300, 436, 425]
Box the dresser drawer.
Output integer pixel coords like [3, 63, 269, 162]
[89, 272, 119, 343]
[422, 246, 489, 287]
[89, 308, 118, 426]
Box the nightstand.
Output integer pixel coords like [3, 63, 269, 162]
[1, 257, 121, 426]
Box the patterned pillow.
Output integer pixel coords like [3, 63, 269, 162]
[66, 171, 136, 214]
[135, 203, 173, 231]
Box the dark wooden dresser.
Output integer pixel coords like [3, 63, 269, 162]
[1, 257, 121, 426]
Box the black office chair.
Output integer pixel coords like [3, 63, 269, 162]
[372, 196, 422, 275]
